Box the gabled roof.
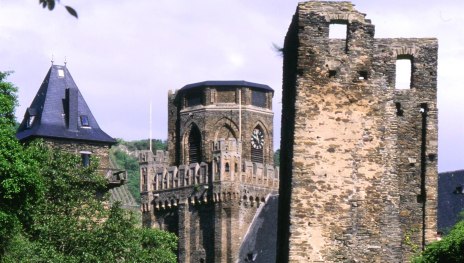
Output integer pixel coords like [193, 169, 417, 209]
[16, 65, 116, 144]
[180, 80, 273, 93]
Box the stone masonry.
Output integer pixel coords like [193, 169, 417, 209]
[277, 2, 438, 262]
[141, 81, 278, 263]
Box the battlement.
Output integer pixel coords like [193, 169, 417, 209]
[139, 147, 279, 213]
[212, 138, 242, 153]
[138, 149, 169, 164]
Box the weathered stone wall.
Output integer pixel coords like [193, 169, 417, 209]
[44, 138, 112, 172]
[277, 2, 437, 262]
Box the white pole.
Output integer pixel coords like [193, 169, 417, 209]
[149, 101, 152, 152]
[239, 88, 242, 141]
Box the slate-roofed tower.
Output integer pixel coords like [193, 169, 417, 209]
[139, 81, 279, 263]
[17, 65, 125, 187]
[277, 2, 438, 262]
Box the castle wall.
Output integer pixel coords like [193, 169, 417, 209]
[43, 138, 112, 172]
[140, 141, 278, 263]
[277, 2, 437, 262]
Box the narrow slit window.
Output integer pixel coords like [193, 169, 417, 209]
[395, 59, 412, 89]
[27, 115, 36, 128]
[395, 102, 404, 116]
[329, 23, 347, 39]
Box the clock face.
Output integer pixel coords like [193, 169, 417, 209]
[251, 129, 264, 149]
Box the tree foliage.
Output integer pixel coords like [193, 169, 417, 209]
[274, 149, 280, 167]
[0, 72, 177, 262]
[39, 0, 78, 18]
[412, 218, 464, 263]
[0, 72, 44, 252]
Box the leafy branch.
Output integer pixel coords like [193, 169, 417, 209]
[39, 0, 78, 18]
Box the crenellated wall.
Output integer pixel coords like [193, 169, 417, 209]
[140, 136, 278, 263]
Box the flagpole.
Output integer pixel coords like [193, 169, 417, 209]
[149, 101, 152, 152]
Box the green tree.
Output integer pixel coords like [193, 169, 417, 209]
[412, 219, 464, 263]
[274, 149, 280, 166]
[111, 148, 141, 202]
[0, 72, 44, 253]
[0, 73, 177, 262]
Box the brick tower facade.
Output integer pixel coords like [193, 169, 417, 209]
[277, 2, 438, 262]
[140, 81, 278, 263]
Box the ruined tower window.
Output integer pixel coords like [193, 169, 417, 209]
[358, 71, 368, 80]
[188, 125, 202, 163]
[395, 57, 412, 89]
[329, 23, 347, 39]
[328, 70, 337, 78]
[395, 102, 404, 116]
[225, 163, 230, 172]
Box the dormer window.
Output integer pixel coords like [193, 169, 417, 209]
[80, 115, 89, 127]
[57, 69, 65, 78]
[26, 115, 36, 128]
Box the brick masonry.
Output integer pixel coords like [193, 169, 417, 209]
[277, 2, 438, 262]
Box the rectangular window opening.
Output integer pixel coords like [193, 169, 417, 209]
[57, 69, 65, 78]
[329, 23, 347, 39]
[358, 71, 368, 80]
[395, 59, 412, 89]
[80, 115, 89, 126]
[81, 152, 91, 167]
[328, 70, 337, 78]
[395, 102, 403, 116]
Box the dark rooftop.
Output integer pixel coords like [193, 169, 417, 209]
[180, 80, 273, 93]
[238, 194, 278, 263]
[16, 65, 116, 144]
[438, 170, 464, 232]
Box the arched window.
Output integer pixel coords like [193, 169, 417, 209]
[250, 126, 264, 163]
[188, 125, 202, 163]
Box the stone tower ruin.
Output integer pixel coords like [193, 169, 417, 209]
[139, 81, 279, 263]
[277, 2, 438, 262]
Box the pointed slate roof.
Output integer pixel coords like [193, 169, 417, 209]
[16, 65, 116, 144]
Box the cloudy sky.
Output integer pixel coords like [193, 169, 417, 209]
[0, 0, 462, 172]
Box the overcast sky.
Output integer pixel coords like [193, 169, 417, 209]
[0, 0, 462, 172]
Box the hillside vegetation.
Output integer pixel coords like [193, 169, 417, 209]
[110, 139, 167, 203]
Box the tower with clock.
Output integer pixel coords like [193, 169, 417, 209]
[139, 81, 279, 263]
